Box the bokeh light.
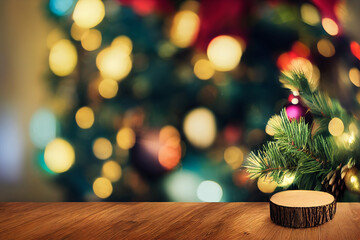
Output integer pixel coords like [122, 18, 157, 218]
[328, 117, 344, 136]
[349, 68, 360, 87]
[224, 146, 244, 169]
[102, 160, 122, 182]
[112, 36, 133, 55]
[93, 177, 113, 199]
[170, 10, 200, 48]
[98, 79, 119, 99]
[317, 39, 335, 57]
[49, 39, 77, 77]
[164, 170, 202, 202]
[350, 41, 360, 61]
[197, 180, 223, 202]
[257, 176, 277, 193]
[73, 0, 105, 29]
[29, 108, 57, 149]
[300, 3, 320, 26]
[207, 35, 242, 71]
[265, 115, 281, 136]
[49, 0, 74, 16]
[96, 38, 133, 81]
[116, 127, 136, 150]
[70, 23, 87, 41]
[193, 59, 215, 80]
[183, 107, 217, 148]
[322, 18, 339, 36]
[278, 173, 295, 187]
[44, 138, 75, 173]
[81, 29, 102, 51]
[158, 126, 182, 170]
[75, 106, 95, 129]
[93, 138, 113, 160]
[46, 28, 65, 49]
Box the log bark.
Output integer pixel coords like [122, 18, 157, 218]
[270, 190, 336, 228]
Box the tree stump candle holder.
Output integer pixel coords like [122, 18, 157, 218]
[270, 190, 336, 228]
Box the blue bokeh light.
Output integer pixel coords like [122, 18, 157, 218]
[49, 0, 74, 16]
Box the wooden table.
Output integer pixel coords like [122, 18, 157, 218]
[0, 202, 359, 239]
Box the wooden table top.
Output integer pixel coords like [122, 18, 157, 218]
[0, 202, 359, 240]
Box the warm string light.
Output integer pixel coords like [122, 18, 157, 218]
[93, 137, 113, 160]
[49, 39, 77, 77]
[300, 3, 320, 26]
[75, 106, 95, 129]
[183, 108, 217, 148]
[116, 127, 136, 150]
[257, 175, 278, 193]
[224, 146, 244, 169]
[317, 39, 335, 57]
[328, 117, 344, 136]
[93, 177, 113, 198]
[207, 35, 243, 71]
[96, 36, 133, 81]
[322, 18, 339, 36]
[73, 0, 105, 29]
[170, 10, 200, 48]
[44, 138, 75, 173]
[102, 161, 122, 182]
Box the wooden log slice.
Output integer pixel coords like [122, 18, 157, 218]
[270, 190, 336, 228]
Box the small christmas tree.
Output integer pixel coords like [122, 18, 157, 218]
[244, 71, 360, 199]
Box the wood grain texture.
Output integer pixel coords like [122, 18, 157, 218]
[270, 190, 336, 228]
[0, 202, 359, 240]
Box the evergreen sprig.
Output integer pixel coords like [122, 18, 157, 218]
[244, 71, 359, 190]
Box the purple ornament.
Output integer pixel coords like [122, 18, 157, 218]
[285, 104, 307, 121]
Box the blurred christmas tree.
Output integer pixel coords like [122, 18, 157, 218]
[30, 0, 360, 201]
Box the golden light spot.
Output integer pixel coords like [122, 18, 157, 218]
[73, 0, 105, 29]
[300, 3, 320, 26]
[328, 117, 344, 136]
[193, 59, 215, 80]
[116, 127, 136, 150]
[278, 174, 295, 187]
[207, 35, 242, 71]
[170, 10, 200, 48]
[49, 39, 77, 77]
[317, 39, 335, 57]
[93, 177, 113, 199]
[96, 46, 132, 81]
[357, 92, 360, 104]
[349, 68, 360, 87]
[70, 23, 88, 41]
[75, 106, 95, 129]
[102, 161, 122, 182]
[112, 36, 133, 55]
[158, 125, 181, 170]
[224, 146, 244, 169]
[81, 29, 102, 51]
[257, 176, 278, 193]
[322, 18, 339, 36]
[98, 79, 118, 99]
[44, 138, 75, 173]
[47, 28, 65, 49]
[93, 138, 113, 160]
[183, 108, 217, 148]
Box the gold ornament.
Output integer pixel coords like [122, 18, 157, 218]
[344, 167, 360, 193]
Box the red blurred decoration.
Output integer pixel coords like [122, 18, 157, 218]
[288, 94, 296, 102]
[277, 42, 310, 70]
[195, 0, 252, 50]
[117, 0, 174, 15]
[350, 41, 360, 61]
[233, 169, 254, 187]
[291, 42, 310, 59]
[224, 124, 242, 144]
[311, 0, 339, 21]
